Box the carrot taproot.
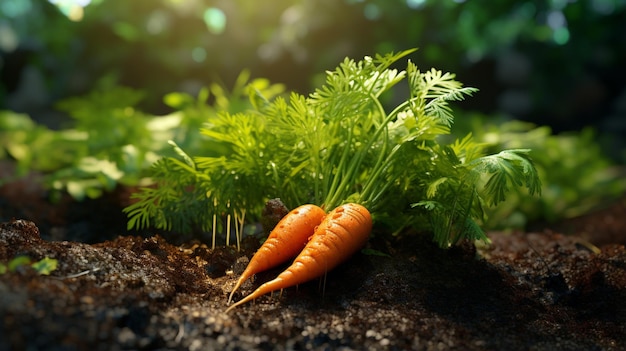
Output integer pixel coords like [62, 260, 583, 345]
[227, 204, 326, 304]
[225, 203, 372, 313]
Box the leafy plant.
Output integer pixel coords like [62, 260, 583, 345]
[125, 49, 541, 248]
[0, 71, 284, 201]
[453, 115, 626, 228]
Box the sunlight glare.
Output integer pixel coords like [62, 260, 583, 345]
[146, 10, 170, 35]
[191, 47, 207, 63]
[406, 0, 426, 9]
[0, 23, 18, 52]
[591, 0, 616, 14]
[363, 3, 381, 20]
[48, 0, 91, 21]
[552, 27, 570, 45]
[546, 10, 566, 29]
[203, 7, 226, 35]
[1, 0, 32, 18]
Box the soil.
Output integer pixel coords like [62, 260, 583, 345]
[1, 166, 625, 351]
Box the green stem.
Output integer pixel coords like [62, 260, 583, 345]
[323, 83, 423, 210]
[451, 187, 474, 245]
[365, 145, 407, 201]
[323, 125, 354, 208]
[386, 97, 420, 123]
[326, 143, 365, 209]
[354, 94, 406, 205]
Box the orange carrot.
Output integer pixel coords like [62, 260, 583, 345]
[227, 204, 326, 304]
[225, 203, 372, 313]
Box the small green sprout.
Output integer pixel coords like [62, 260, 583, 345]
[0, 256, 58, 275]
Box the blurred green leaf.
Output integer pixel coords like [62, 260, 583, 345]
[0, 255, 58, 275]
[31, 257, 58, 275]
[7, 255, 31, 271]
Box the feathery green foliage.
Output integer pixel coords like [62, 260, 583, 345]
[125, 49, 541, 248]
[452, 115, 626, 228]
[0, 71, 282, 201]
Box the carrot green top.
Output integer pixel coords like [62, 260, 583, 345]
[125, 49, 540, 248]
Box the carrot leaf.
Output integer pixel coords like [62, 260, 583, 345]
[124, 49, 541, 248]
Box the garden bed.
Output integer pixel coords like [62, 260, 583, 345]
[1, 171, 625, 351]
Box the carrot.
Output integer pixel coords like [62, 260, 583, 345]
[225, 203, 372, 313]
[227, 204, 326, 304]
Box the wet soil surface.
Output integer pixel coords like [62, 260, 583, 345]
[1, 172, 625, 350]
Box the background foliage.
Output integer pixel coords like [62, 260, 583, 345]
[1, 0, 625, 235]
[2, 0, 625, 155]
